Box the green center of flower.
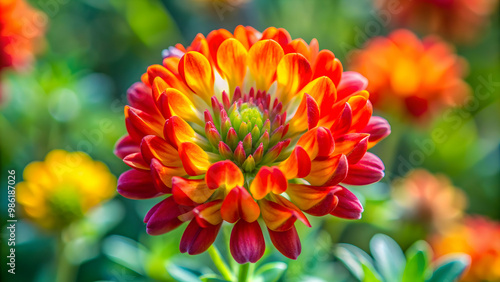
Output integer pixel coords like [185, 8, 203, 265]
[204, 87, 290, 173]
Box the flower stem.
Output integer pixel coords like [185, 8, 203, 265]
[238, 263, 251, 282]
[208, 245, 234, 281]
[55, 235, 77, 282]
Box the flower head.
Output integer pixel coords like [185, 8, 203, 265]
[393, 169, 467, 232]
[17, 150, 116, 230]
[0, 0, 46, 71]
[349, 29, 470, 121]
[374, 0, 497, 43]
[429, 216, 500, 281]
[115, 26, 390, 263]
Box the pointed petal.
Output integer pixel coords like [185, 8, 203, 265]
[180, 220, 221, 255]
[217, 38, 248, 94]
[337, 71, 368, 100]
[300, 76, 337, 116]
[150, 158, 183, 193]
[287, 184, 341, 216]
[125, 106, 164, 143]
[278, 146, 311, 179]
[284, 38, 312, 60]
[261, 27, 292, 50]
[297, 127, 334, 160]
[163, 116, 196, 148]
[205, 161, 244, 190]
[330, 103, 352, 136]
[221, 186, 260, 223]
[247, 40, 284, 90]
[348, 95, 373, 131]
[123, 152, 149, 170]
[179, 51, 214, 103]
[342, 152, 385, 185]
[165, 88, 200, 123]
[334, 133, 369, 164]
[145, 197, 193, 235]
[127, 82, 159, 115]
[277, 53, 312, 103]
[230, 220, 265, 264]
[330, 186, 363, 219]
[288, 94, 320, 133]
[250, 166, 287, 200]
[361, 116, 391, 149]
[141, 135, 182, 167]
[305, 154, 348, 186]
[260, 196, 311, 231]
[117, 169, 162, 199]
[179, 142, 210, 176]
[312, 50, 343, 86]
[172, 177, 215, 206]
[268, 226, 301, 260]
[114, 135, 139, 159]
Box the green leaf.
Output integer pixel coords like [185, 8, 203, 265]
[403, 241, 432, 282]
[102, 235, 147, 275]
[166, 263, 202, 282]
[253, 262, 287, 282]
[361, 264, 383, 282]
[336, 244, 377, 281]
[370, 234, 406, 282]
[427, 254, 470, 282]
[199, 273, 228, 282]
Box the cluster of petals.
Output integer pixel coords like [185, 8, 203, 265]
[349, 29, 470, 120]
[429, 216, 500, 281]
[115, 26, 390, 263]
[373, 0, 497, 43]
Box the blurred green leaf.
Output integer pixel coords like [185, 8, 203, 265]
[402, 241, 432, 282]
[254, 262, 287, 282]
[427, 254, 470, 282]
[199, 273, 228, 282]
[361, 264, 383, 282]
[102, 235, 147, 275]
[370, 234, 406, 282]
[166, 263, 202, 282]
[336, 243, 377, 281]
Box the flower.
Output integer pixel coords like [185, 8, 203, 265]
[392, 169, 467, 232]
[17, 150, 116, 230]
[349, 29, 470, 121]
[0, 0, 46, 102]
[429, 216, 500, 281]
[373, 0, 497, 43]
[0, 0, 46, 71]
[115, 26, 390, 263]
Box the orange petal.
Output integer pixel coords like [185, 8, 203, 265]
[163, 116, 200, 149]
[312, 50, 343, 86]
[348, 95, 373, 132]
[172, 177, 215, 206]
[165, 88, 200, 123]
[151, 77, 171, 119]
[217, 38, 248, 95]
[284, 38, 312, 60]
[234, 25, 260, 50]
[288, 94, 319, 134]
[150, 158, 185, 192]
[193, 200, 223, 228]
[141, 135, 182, 167]
[179, 51, 214, 103]
[305, 154, 348, 186]
[277, 53, 312, 104]
[125, 106, 164, 143]
[186, 33, 211, 59]
[179, 142, 210, 176]
[296, 127, 334, 160]
[148, 64, 189, 94]
[205, 160, 244, 190]
[123, 152, 149, 171]
[278, 146, 311, 179]
[221, 186, 260, 223]
[287, 184, 341, 214]
[247, 40, 284, 90]
[300, 76, 337, 115]
[250, 166, 287, 200]
[206, 28, 234, 65]
[259, 195, 311, 231]
[334, 133, 369, 164]
[261, 27, 292, 50]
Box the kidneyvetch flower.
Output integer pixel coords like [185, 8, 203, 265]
[349, 29, 470, 121]
[429, 216, 500, 282]
[115, 26, 390, 263]
[17, 150, 116, 230]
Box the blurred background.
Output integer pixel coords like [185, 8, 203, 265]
[1, 0, 499, 281]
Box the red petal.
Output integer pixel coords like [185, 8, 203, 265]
[287, 184, 341, 216]
[150, 158, 183, 193]
[330, 186, 363, 219]
[127, 82, 159, 115]
[336, 71, 368, 100]
[125, 106, 164, 143]
[117, 169, 162, 199]
[230, 220, 265, 264]
[268, 226, 301, 260]
[278, 146, 311, 179]
[305, 154, 348, 186]
[115, 135, 140, 159]
[193, 200, 223, 228]
[260, 196, 311, 231]
[261, 27, 292, 50]
[312, 50, 343, 86]
[145, 197, 193, 235]
[205, 161, 244, 190]
[221, 186, 260, 223]
[342, 152, 385, 185]
[361, 116, 391, 149]
[334, 133, 369, 164]
[141, 135, 182, 167]
[180, 220, 221, 255]
[297, 126, 335, 160]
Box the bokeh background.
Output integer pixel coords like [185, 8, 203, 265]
[1, 0, 499, 281]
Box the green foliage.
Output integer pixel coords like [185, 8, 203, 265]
[336, 234, 470, 282]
